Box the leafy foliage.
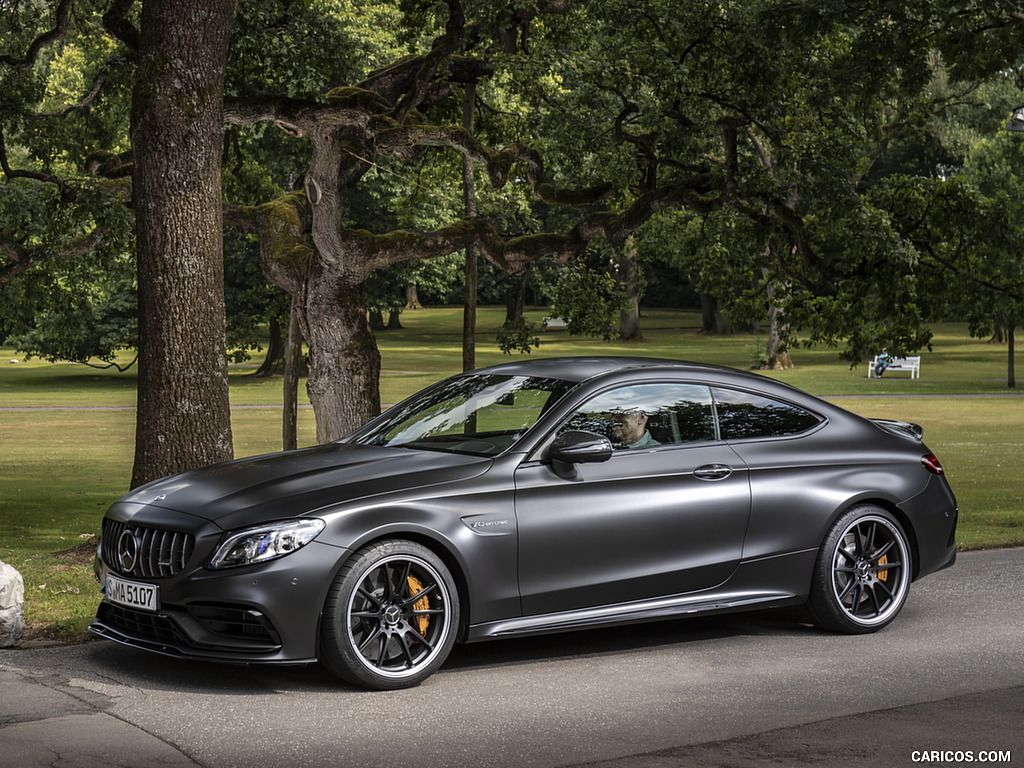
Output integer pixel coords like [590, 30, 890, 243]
[3, 0, 1024, 431]
[541, 257, 626, 340]
[0, 175, 136, 364]
[495, 315, 540, 355]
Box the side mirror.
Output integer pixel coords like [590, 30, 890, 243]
[549, 430, 613, 465]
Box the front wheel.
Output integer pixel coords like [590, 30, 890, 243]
[805, 506, 912, 634]
[320, 539, 460, 690]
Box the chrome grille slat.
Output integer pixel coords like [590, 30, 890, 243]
[144, 528, 155, 575]
[153, 529, 165, 575]
[156, 529, 166, 574]
[174, 532, 188, 571]
[102, 518, 195, 578]
[159, 532, 169, 573]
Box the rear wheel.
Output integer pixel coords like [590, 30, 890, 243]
[320, 539, 459, 690]
[805, 506, 912, 634]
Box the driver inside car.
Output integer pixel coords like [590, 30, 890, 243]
[609, 409, 660, 450]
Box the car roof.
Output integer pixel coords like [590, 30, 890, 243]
[472, 356, 849, 421]
[473, 356, 697, 382]
[473, 356, 778, 388]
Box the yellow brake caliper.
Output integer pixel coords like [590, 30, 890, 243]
[406, 576, 430, 637]
[877, 555, 888, 582]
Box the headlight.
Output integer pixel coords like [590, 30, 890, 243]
[208, 518, 326, 569]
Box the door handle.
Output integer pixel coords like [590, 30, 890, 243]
[694, 463, 733, 481]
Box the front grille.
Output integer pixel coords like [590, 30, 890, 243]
[103, 518, 195, 578]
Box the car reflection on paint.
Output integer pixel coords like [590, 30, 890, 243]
[91, 357, 957, 690]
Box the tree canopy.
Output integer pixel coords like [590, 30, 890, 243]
[2, 0, 1023, 483]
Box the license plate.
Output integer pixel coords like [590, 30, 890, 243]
[106, 574, 160, 612]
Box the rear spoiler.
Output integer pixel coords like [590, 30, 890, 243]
[870, 418, 924, 441]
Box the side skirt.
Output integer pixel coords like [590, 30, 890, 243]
[464, 548, 818, 643]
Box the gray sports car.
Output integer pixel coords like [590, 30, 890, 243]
[91, 357, 958, 689]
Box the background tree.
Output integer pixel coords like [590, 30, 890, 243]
[1, 0, 239, 487]
[876, 171, 1023, 388]
[0, 180, 136, 368]
[858, 49, 1024, 386]
[222, 0, 641, 443]
[4, 0, 1023, 467]
[119, 0, 238, 487]
[1, 0, 136, 367]
[965, 131, 1024, 386]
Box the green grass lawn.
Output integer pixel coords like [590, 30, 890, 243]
[1, 307, 1021, 641]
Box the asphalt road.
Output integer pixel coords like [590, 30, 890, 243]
[1, 548, 1022, 768]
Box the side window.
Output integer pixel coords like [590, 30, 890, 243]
[712, 387, 823, 440]
[558, 383, 717, 451]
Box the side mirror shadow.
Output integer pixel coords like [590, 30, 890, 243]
[549, 430, 613, 466]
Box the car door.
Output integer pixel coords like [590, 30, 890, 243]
[513, 382, 751, 616]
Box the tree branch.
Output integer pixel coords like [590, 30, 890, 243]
[373, 125, 614, 205]
[0, 228, 103, 285]
[393, 0, 466, 124]
[39, 60, 118, 118]
[224, 193, 314, 296]
[348, 173, 718, 281]
[0, 128, 75, 201]
[501, 0, 574, 53]
[81, 354, 139, 372]
[0, 0, 75, 69]
[223, 90, 391, 135]
[0, 229, 31, 283]
[102, 0, 140, 56]
[916, 240, 1024, 302]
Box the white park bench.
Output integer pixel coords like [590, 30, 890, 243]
[869, 355, 921, 379]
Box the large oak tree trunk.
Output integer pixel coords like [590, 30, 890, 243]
[299, 262, 381, 444]
[130, 0, 237, 488]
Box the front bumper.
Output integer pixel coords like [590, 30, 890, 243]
[90, 538, 350, 665]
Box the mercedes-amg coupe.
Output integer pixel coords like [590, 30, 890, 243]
[91, 357, 958, 689]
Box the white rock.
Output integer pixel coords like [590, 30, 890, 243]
[0, 560, 26, 647]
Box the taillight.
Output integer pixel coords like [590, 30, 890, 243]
[921, 453, 944, 475]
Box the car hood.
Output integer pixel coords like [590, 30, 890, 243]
[120, 443, 492, 529]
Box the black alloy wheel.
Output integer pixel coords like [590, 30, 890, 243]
[806, 505, 912, 634]
[321, 539, 459, 690]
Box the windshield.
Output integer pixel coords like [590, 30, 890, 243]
[349, 374, 575, 456]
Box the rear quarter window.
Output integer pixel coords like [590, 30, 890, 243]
[712, 387, 824, 440]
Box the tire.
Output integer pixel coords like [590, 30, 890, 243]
[805, 505, 912, 634]
[320, 539, 460, 690]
